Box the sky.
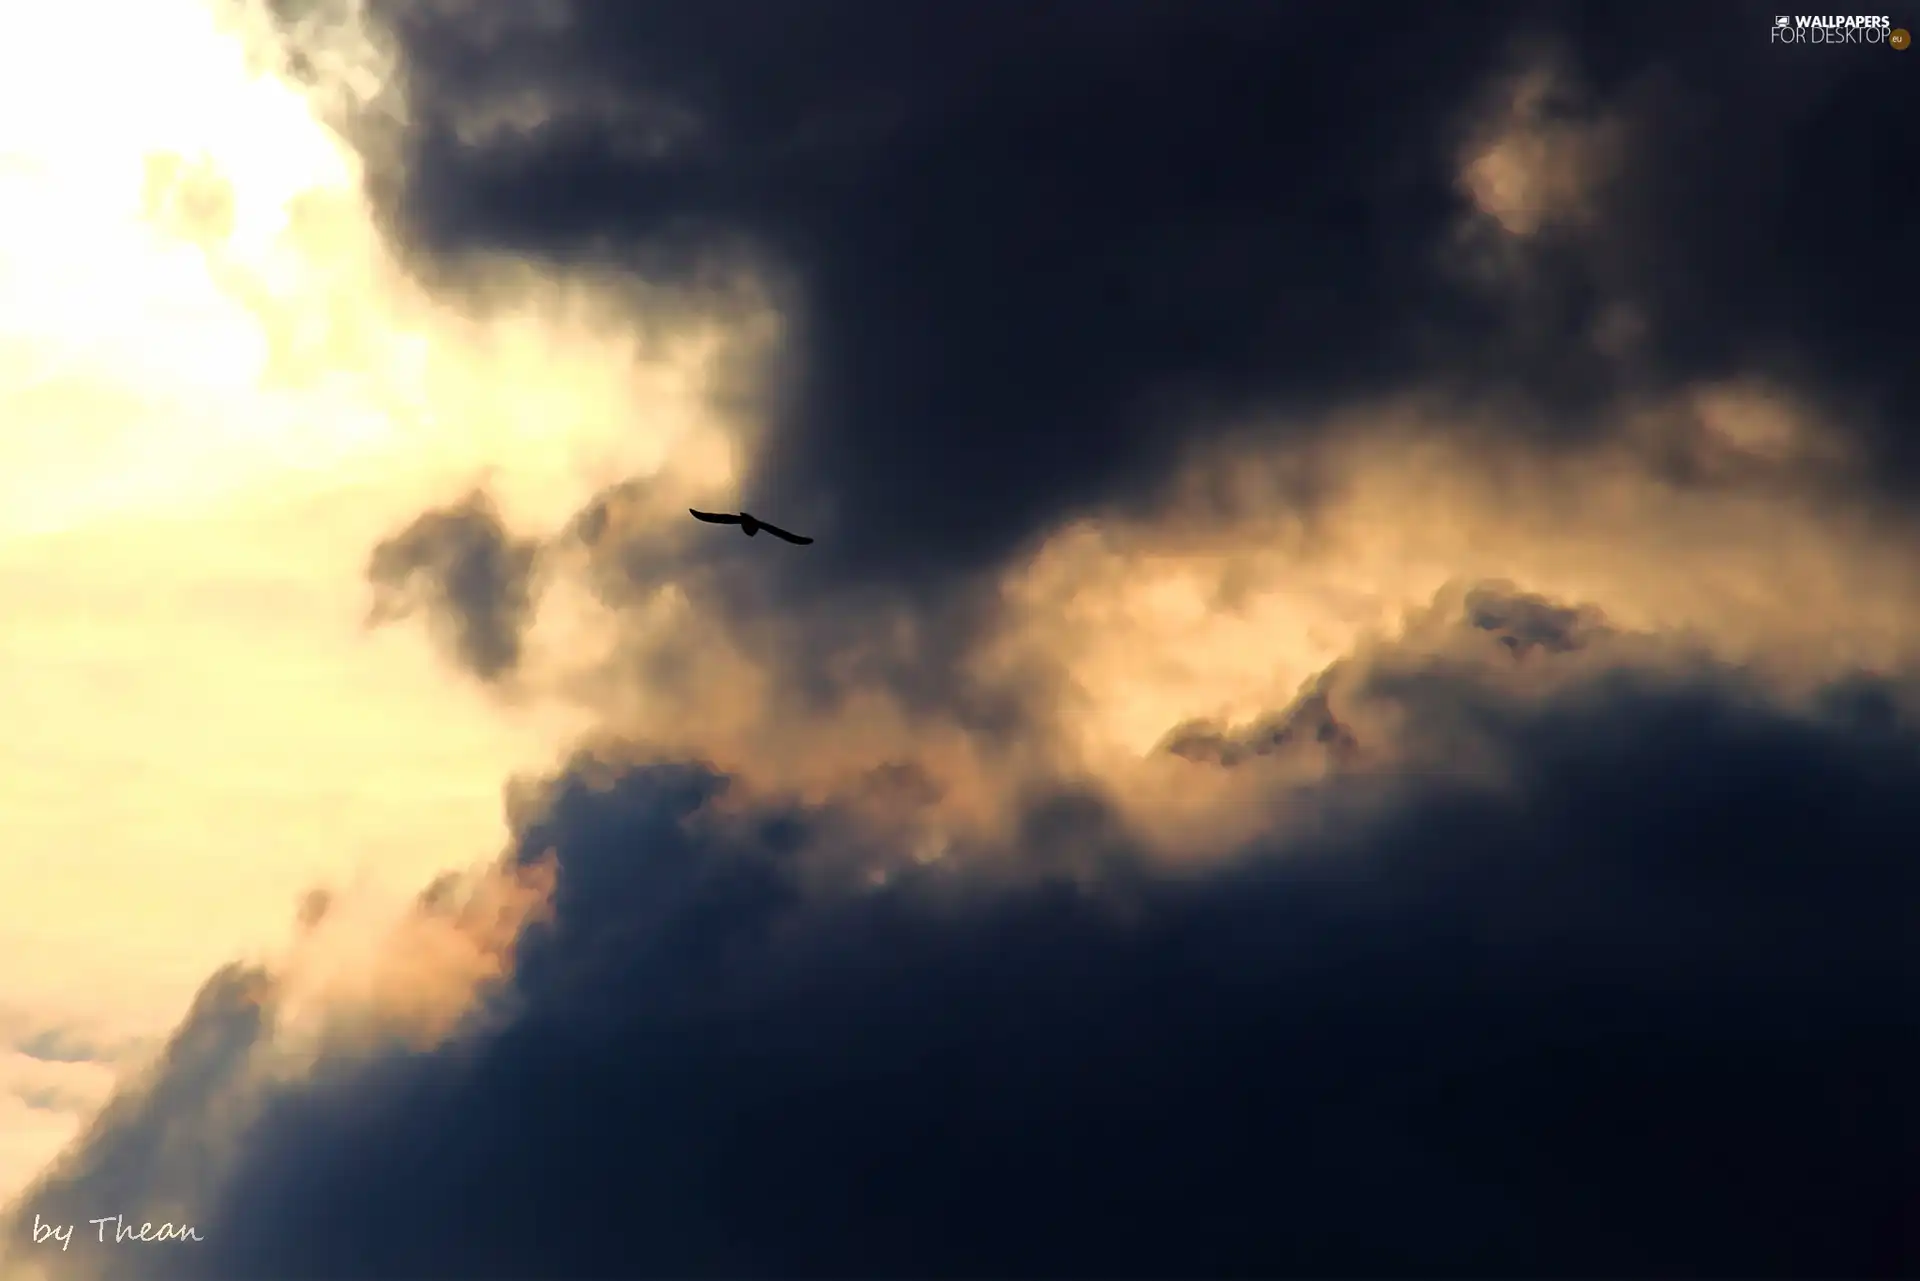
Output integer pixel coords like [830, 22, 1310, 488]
[0, 0, 1913, 1276]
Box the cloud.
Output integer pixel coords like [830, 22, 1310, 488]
[266, 0, 1919, 765]
[0, 0, 730, 1228]
[268, 851, 557, 1056]
[2, 853, 556, 1280]
[0, 1026, 128, 1210]
[7, 590, 1914, 1277]
[7, 967, 275, 1257]
[266, 0, 1916, 601]
[336, 367, 1920, 873]
[1454, 56, 1625, 240]
[7, 2, 1915, 1276]
[365, 488, 543, 682]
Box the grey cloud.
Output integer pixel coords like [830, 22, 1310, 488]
[365, 488, 541, 683]
[1161, 689, 1361, 770]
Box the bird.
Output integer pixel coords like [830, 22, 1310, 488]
[689, 509, 814, 545]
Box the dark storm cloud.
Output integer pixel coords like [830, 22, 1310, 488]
[20, 592, 1915, 1278]
[321, 0, 1915, 595]
[365, 488, 540, 682]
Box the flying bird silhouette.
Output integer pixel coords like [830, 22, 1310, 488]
[689, 509, 814, 545]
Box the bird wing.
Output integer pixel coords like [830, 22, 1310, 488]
[690, 509, 743, 524]
[758, 521, 814, 545]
